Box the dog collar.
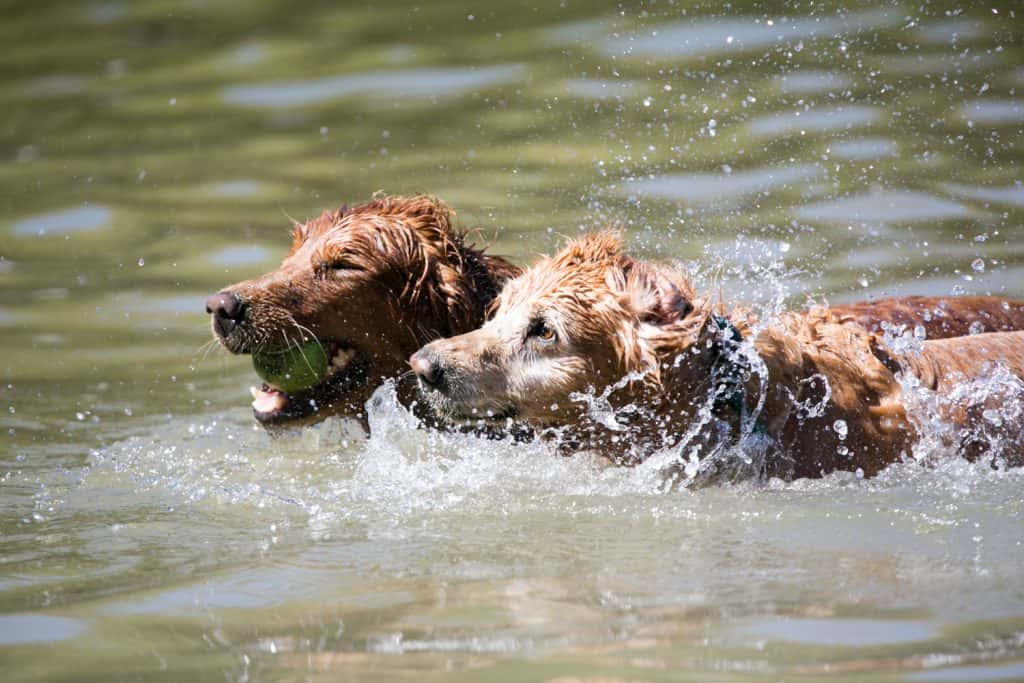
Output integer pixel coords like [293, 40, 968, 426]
[709, 314, 747, 415]
[709, 314, 767, 437]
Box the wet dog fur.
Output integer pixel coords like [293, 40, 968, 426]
[207, 194, 519, 429]
[412, 232, 1024, 480]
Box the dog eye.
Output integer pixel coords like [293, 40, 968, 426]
[317, 260, 361, 277]
[528, 320, 557, 344]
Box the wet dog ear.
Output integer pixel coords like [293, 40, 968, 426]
[620, 258, 693, 325]
[645, 275, 693, 325]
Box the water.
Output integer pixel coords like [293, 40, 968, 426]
[2, 0, 1023, 680]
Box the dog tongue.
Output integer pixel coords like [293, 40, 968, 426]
[250, 386, 287, 414]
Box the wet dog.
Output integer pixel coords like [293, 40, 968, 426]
[411, 232, 1024, 480]
[207, 195, 519, 429]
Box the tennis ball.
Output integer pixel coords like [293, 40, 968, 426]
[252, 342, 328, 393]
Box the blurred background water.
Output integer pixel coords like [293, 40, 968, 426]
[1, 0, 1023, 680]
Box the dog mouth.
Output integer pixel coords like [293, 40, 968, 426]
[249, 342, 369, 426]
[416, 383, 518, 424]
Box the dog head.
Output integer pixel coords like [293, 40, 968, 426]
[207, 194, 513, 428]
[410, 232, 715, 450]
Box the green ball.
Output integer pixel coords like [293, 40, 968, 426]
[252, 341, 329, 393]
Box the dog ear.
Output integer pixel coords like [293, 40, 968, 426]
[619, 257, 693, 325]
[559, 231, 624, 268]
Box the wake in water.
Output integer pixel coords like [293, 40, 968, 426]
[75, 381, 670, 530]
[73, 369, 1024, 533]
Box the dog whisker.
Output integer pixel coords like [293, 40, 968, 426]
[193, 338, 222, 363]
[292, 321, 324, 351]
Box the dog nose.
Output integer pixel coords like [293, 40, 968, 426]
[205, 291, 246, 336]
[410, 350, 444, 389]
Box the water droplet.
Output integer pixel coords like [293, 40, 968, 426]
[833, 419, 848, 440]
[137, 258, 145, 267]
[971, 258, 985, 272]
[969, 321, 984, 335]
[982, 408, 1002, 426]
[914, 324, 927, 340]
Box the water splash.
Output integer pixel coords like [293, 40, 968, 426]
[875, 324, 1024, 467]
[569, 369, 650, 432]
[898, 363, 1024, 466]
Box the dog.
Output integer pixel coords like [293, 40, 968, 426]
[206, 194, 519, 429]
[411, 232, 1024, 480]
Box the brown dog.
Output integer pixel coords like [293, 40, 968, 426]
[206, 195, 519, 428]
[411, 232, 1024, 480]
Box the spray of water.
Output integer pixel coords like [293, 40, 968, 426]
[877, 324, 1024, 467]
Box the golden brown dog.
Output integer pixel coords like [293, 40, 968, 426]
[206, 195, 519, 428]
[411, 232, 1024, 480]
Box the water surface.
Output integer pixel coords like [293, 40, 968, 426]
[1, 0, 1023, 680]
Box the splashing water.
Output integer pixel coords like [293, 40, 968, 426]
[896, 362, 1024, 467]
[569, 369, 651, 433]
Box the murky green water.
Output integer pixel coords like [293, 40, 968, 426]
[2, 1, 1024, 680]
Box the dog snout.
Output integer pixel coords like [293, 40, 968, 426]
[206, 291, 247, 337]
[410, 349, 447, 390]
